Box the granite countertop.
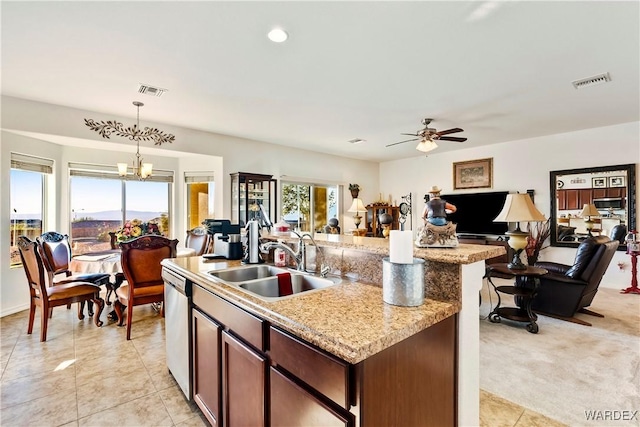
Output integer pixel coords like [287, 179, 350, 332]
[162, 235, 501, 364]
[265, 233, 505, 265]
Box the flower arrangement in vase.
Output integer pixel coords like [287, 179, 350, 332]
[115, 219, 161, 243]
[525, 218, 551, 266]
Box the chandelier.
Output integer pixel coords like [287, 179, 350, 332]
[84, 101, 175, 180]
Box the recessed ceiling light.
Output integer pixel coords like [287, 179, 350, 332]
[348, 138, 366, 145]
[268, 28, 288, 43]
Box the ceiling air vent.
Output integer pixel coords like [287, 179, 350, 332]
[138, 83, 167, 97]
[571, 72, 611, 89]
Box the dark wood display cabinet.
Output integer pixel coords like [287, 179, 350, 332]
[365, 204, 400, 237]
[191, 283, 456, 427]
[230, 172, 277, 227]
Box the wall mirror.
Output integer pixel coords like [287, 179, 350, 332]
[550, 164, 636, 250]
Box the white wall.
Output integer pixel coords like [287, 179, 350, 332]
[380, 121, 640, 289]
[1, 96, 379, 316]
[2, 95, 637, 315]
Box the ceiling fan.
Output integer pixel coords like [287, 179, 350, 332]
[386, 118, 467, 152]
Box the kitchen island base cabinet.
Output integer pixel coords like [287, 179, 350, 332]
[192, 309, 221, 427]
[355, 315, 456, 426]
[270, 317, 456, 427]
[222, 331, 266, 427]
[192, 283, 456, 427]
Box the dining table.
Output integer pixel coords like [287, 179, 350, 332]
[70, 247, 197, 309]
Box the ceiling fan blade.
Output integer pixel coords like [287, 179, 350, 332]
[400, 133, 420, 136]
[436, 128, 464, 136]
[438, 136, 467, 142]
[386, 138, 419, 147]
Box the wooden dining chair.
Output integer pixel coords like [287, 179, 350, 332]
[114, 235, 178, 340]
[185, 226, 210, 256]
[37, 231, 111, 317]
[109, 232, 118, 250]
[17, 236, 104, 341]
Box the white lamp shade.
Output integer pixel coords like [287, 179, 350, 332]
[348, 198, 367, 213]
[416, 139, 438, 153]
[581, 203, 600, 218]
[494, 194, 546, 223]
[117, 163, 128, 176]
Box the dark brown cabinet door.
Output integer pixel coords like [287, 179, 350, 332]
[592, 188, 607, 199]
[270, 367, 352, 427]
[557, 190, 567, 211]
[565, 189, 580, 210]
[192, 309, 222, 426]
[579, 189, 592, 207]
[607, 187, 625, 198]
[222, 331, 266, 427]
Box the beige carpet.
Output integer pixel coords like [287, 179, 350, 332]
[480, 280, 640, 427]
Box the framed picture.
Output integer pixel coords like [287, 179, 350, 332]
[453, 158, 493, 190]
[592, 177, 606, 188]
[609, 176, 626, 187]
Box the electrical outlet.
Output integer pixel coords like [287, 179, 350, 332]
[617, 261, 626, 270]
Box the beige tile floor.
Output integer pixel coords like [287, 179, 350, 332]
[1, 301, 565, 427]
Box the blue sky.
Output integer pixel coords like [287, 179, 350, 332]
[11, 170, 168, 218]
[72, 177, 168, 215]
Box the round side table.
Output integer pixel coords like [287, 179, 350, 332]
[486, 263, 548, 334]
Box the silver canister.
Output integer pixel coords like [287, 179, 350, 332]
[382, 257, 425, 306]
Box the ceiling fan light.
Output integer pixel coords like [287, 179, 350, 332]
[416, 139, 438, 153]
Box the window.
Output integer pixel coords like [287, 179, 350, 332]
[185, 172, 215, 229]
[10, 153, 53, 267]
[69, 163, 173, 254]
[281, 181, 339, 233]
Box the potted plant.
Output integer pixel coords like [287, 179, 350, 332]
[349, 183, 360, 199]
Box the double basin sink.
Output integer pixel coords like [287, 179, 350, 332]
[207, 264, 341, 301]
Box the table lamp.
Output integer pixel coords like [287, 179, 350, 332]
[348, 198, 367, 229]
[494, 193, 546, 270]
[580, 203, 600, 235]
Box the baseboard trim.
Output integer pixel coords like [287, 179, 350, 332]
[1, 303, 29, 318]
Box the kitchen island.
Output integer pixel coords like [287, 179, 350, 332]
[162, 235, 503, 426]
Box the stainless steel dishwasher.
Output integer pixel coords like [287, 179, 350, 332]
[162, 267, 192, 400]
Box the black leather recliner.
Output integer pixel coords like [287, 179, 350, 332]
[526, 236, 619, 326]
[609, 224, 627, 244]
[557, 225, 577, 241]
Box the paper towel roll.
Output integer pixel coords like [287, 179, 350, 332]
[389, 230, 413, 264]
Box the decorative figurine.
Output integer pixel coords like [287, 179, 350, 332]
[379, 212, 394, 238]
[415, 185, 459, 247]
[323, 217, 341, 234]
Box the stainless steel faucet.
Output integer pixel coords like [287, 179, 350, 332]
[260, 240, 303, 270]
[259, 231, 328, 275]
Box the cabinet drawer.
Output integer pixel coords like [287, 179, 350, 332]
[193, 285, 265, 351]
[269, 326, 350, 409]
[270, 367, 352, 427]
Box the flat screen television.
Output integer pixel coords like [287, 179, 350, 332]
[439, 191, 509, 236]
